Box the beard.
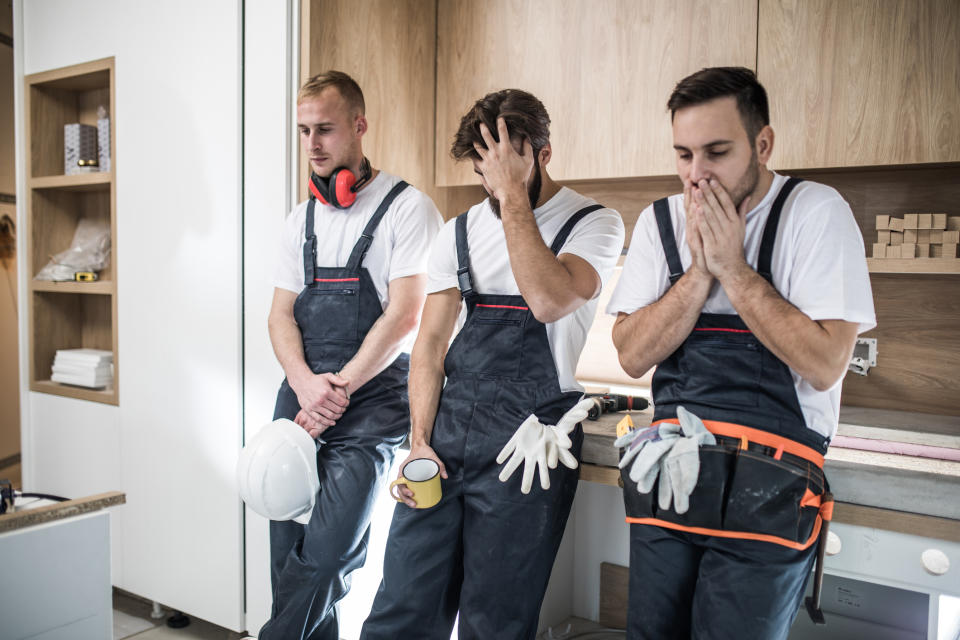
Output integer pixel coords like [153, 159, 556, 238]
[727, 146, 761, 209]
[489, 155, 543, 219]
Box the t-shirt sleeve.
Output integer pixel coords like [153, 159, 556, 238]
[426, 217, 459, 294]
[273, 203, 308, 294]
[606, 204, 667, 315]
[783, 189, 876, 333]
[557, 207, 625, 298]
[387, 190, 444, 282]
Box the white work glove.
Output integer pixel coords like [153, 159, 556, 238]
[615, 421, 682, 492]
[544, 398, 593, 471]
[497, 414, 552, 494]
[658, 406, 716, 514]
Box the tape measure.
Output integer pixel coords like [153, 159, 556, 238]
[74, 272, 98, 282]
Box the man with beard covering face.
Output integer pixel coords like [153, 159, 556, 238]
[607, 67, 875, 639]
[360, 89, 624, 639]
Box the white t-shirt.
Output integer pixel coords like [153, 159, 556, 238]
[606, 173, 876, 440]
[428, 187, 625, 392]
[275, 171, 443, 349]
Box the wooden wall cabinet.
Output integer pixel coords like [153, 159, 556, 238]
[24, 58, 117, 405]
[435, 0, 758, 186]
[759, 0, 960, 170]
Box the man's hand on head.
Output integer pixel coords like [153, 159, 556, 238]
[473, 117, 535, 208]
[693, 178, 751, 281]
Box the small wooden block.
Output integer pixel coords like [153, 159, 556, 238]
[903, 214, 918, 229]
[931, 230, 944, 244]
[890, 230, 903, 246]
[875, 215, 890, 230]
[877, 230, 891, 244]
[932, 244, 943, 258]
[901, 243, 916, 258]
[889, 217, 905, 232]
[932, 213, 947, 230]
[872, 243, 887, 258]
[917, 229, 931, 244]
[887, 244, 901, 258]
[940, 243, 959, 259]
[917, 244, 931, 258]
[918, 213, 932, 229]
[904, 229, 918, 244]
[943, 230, 960, 244]
[948, 217, 960, 231]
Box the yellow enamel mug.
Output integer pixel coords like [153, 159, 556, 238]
[390, 458, 442, 509]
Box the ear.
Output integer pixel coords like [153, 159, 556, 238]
[755, 125, 774, 164]
[355, 115, 368, 137]
[538, 143, 552, 167]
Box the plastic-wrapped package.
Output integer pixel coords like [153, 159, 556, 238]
[35, 218, 111, 281]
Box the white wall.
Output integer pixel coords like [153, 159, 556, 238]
[242, 0, 296, 633]
[18, 0, 245, 630]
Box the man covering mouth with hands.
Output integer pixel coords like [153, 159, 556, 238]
[607, 67, 876, 640]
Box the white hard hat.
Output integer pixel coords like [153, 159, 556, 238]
[237, 418, 320, 524]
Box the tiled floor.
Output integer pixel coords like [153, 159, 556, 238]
[113, 590, 247, 640]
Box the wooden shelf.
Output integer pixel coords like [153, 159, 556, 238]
[867, 258, 960, 274]
[30, 380, 117, 406]
[30, 280, 114, 295]
[29, 173, 112, 191]
[26, 57, 118, 406]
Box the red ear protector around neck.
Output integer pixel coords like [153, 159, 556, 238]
[309, 157, 372, 209]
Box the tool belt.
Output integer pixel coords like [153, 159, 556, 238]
[622, 419, 834, 550]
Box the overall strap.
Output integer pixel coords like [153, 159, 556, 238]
[757, 177, 804, 283]
[549, 204, 604, 254]
[344, 180, 410, 272]
[454, 211, 475, 300]
[653, 197, 684, 286]
[303, 198, 318, 285]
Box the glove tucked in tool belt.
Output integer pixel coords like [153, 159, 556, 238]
[616, 406, 833, 552]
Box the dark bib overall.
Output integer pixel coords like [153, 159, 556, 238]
[261, 181, 412, 640]
[362, 204, 601, 640]
[622, 178, 833, 640]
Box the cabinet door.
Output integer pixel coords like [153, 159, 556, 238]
[436, 0, 758, 186]
[758, 0, 960, 170]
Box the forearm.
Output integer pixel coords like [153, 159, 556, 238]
[407, 334, 447, 448]
[267, 311, 313, 386]
[720, 263, 856, 390]
[339, 309, 416, 394]
[612, 270, 713, 378]
[500, 196, 592, 322]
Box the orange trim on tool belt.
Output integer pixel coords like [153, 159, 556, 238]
[475, 304, 528, 311]
[625, 514, 826, 550]
[652, 418, 825, 468]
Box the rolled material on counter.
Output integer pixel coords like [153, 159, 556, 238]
[831, 435, 960, 462]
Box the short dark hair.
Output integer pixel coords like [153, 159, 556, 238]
[667, 67, 769, 140]
[298, 70, 365, 116]
[451, 89, 550, 161]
